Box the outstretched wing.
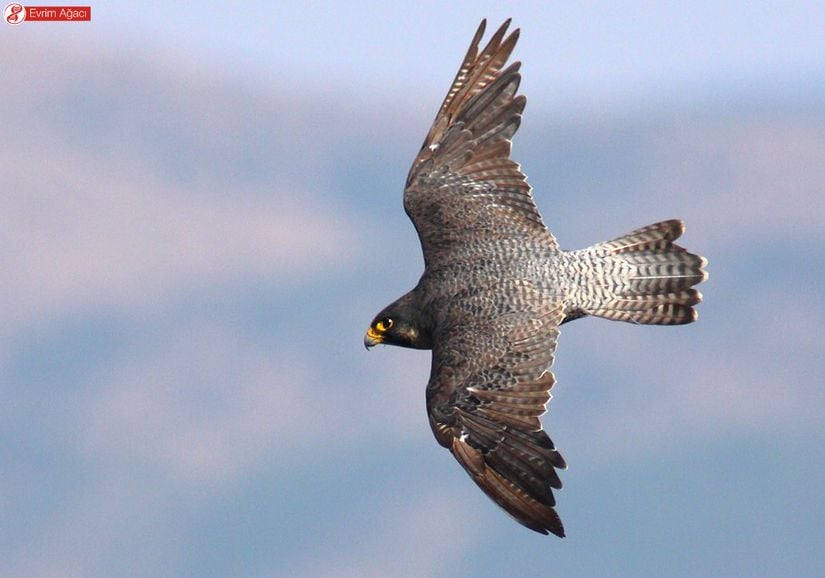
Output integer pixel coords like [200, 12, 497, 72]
[426, 282, 567, 536]
[404, 19, 557, 268]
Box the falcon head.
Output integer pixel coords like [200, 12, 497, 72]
[364, 294, 432, 350]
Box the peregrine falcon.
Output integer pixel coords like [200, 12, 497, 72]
[364, 19, 707, 537]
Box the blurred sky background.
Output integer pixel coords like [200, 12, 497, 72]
[2, 2, 825, 577]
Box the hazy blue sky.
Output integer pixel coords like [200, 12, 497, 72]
[2, 3, 824, 577]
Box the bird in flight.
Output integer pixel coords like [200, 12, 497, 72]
[364, 19, 707, 537]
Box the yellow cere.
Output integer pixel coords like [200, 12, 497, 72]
[366, 326, 383, 342]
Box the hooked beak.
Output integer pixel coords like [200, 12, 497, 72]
[364, 327, 383, 349]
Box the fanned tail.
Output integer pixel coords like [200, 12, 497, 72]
[582, 220, 708, 325]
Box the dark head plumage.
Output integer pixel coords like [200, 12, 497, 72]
[364, 293, 432, 350]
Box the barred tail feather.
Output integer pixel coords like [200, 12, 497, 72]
[587, 220, 707, 325]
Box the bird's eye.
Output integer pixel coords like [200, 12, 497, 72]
[375, 318, 394, 332]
